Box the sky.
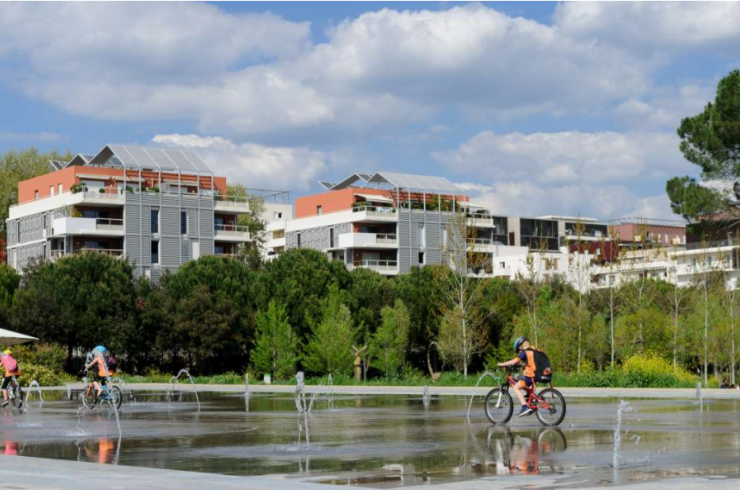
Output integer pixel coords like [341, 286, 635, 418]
[1, 1, 738, 221]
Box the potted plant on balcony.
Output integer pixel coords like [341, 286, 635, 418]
[99, 188, 106, 194]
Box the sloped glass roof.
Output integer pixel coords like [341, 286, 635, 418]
[89, 145, 211, 174]
[366, 172, 461, 193]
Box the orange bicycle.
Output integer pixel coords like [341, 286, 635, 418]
[484, 366, 566, 426]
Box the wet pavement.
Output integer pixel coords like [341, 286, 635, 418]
[1, 389, 740, 488]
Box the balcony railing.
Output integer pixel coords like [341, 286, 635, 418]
[95, 218, 124, 230]
[215, 224, 250, 233]
[686, 239, 739, 250]
[73, 248, 125, 257]
[376, 233, 397, 245]
[352, 206, 397, 218]
[50, 250, 65, 260]
[467, 237, 494, 246]
[353, 259, 398, 272]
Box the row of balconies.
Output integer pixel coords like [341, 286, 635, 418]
[50, 217, 250, 241]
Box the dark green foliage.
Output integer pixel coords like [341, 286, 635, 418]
[252, 301, 300, 380]
[668, 69, 740, 221]
[258, 248, 351, 339]
[0, 264, 20, 326]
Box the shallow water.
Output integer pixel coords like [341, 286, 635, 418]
[3, 391, 740, 487]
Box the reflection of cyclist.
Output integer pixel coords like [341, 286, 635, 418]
[1, 350, 21, 408]
[509, 434, 539, 474]
[498, 337, 537, 417]
[84, 346, 109, 398]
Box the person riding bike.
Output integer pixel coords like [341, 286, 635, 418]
[498, 337, 538, 417]
[84, 346, 110, 399]
[1, 350, 21, 408]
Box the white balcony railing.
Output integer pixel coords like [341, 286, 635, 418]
[353, 259, 398, 272]
[337, 232, 398, 249]
[95, 218, 124, 231]
[352, 206, 397, 219]
[215, 224, 251, 240]
[73, 248, 125, 257]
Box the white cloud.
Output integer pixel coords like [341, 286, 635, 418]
[432, 130, 690, 185]
[615, 82, 715, 131]
[463, 181, 677, 221]
[0, 3, 651, 140]
[555, 2, 740, 53]
[151, 134, 328, 191]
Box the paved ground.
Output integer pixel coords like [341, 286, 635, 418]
[52, 382, 739, 400]
[0, 456, 728, 489]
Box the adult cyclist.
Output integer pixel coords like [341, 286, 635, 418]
[84, 346, 110, 399]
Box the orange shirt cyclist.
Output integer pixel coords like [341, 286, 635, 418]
[498, 337, 537, 417]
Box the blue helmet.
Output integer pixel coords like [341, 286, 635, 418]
[513, 337, 529, 352]
[94, 345, 107, 353]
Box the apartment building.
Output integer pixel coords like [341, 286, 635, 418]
[610, 219, 686, 248]
[283, 172, 610, 280]
[6, 144, 252, 279]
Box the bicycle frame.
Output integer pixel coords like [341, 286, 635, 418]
[500, 373, 556, 412]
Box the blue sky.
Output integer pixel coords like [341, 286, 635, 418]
[1, 2, 737, 220]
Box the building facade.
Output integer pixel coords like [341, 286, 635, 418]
[6, 144, 251, 279]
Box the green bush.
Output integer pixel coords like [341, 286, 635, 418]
[621, 353, 696, 388]
[10, 343, 67, 372]
[17, 363, 73, 387]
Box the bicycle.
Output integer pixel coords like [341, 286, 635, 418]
[81, 375, 122, 410]
[484, 367, 566, 427]
[5, 376, 24, 410]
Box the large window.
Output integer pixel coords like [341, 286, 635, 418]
[297, 233, 302, 248]
[180, 211, 187, 235]
[151, 209, 159, 234]
[329, 228, 335, 248]
[151, 241, 159, 264]
[417, 223, 425, 247]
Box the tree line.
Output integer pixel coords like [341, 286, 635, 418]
[0, 248, 736, 383]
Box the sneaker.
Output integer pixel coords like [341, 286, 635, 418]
[517, 405, 534, 417]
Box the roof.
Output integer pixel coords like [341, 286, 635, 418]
[325, 171, 461, 193]
[89, 144, 211, 174]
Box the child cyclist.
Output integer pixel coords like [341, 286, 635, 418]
[84, 346, 110, 399]
[498, 336, 537, 417]
[1, 350, 21, 408]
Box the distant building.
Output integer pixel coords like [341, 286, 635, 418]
[610, 219, 686, 248]
[6, 144, 252, 279]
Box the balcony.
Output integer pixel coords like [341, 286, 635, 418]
[337, 232, 398, 249]
[52, 217, 124, 237]
[72, 248, 125, 258]
[352, 259, 398, 274]
[267, 237, 286, 250]
[214, 195, 250, 214]
[351, 205, 397, 222]
[214, 224, 251, 242]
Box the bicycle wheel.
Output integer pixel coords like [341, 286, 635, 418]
[10, 385, 23, 409]
[484, 387, 514, 425]
[82, 387, 97, 410]
[108, 386, 122, 410]
[538, 428, 567, 452]
[535, 388, 566, 427]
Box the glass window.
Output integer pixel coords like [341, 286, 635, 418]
[329, 228, 334, 248]
[417, 223, 425, 247]
[418, 251, 425, 264]
[34, 190, 39, 200]
[317, 205, 323, 215]
[50, 185, 55, 197]
[180, 211, 187, 235]
[58, 183, 63, 194]
[151, 210, 159, 234]
[151, 241, 159, 264]
[297, 233, 302, 248]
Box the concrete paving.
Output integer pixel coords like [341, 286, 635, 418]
[0, 456, 728, 489]
[54, 382, 740, 400]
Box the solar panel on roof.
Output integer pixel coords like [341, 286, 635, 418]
[88, 144, 212, 174]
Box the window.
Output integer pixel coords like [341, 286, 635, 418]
[50, 185, 55, 197]
[151, 241, 159, 264]
[151, 209, 159, 234]
[297, 233, 302, 248]
[58, 183, 63, 194]
[180, 211, 187, 235]
[417, 223, 425, 247]
[329, 228, 335, 248]
[418, 251, 425, 265]
[43, 213, 47, 229]
[317, 205, 323, 215]
[34, 190, 39, 200]
[274, 212, 283, 220]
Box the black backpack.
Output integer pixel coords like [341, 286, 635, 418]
[106, 355, 118, 372]
[528, 348, 553, 383]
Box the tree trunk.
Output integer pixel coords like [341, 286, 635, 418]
[577, 293, 583, 374]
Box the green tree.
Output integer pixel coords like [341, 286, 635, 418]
[0, 264, 20, 327]
[252, 301, 300, 380]
[303, 285, 356, 375]
[667, 70, 740, 220]
[369, 300, 410, 378]
[228, 184, 267, 269]
[163, 255, 255, 373]
[347, 267, 396, 341]
[258, 249, 351, 340]
[10, 252, 136, 369]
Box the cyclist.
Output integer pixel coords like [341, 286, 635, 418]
[498, 336, 537, 417]
[84, 346, 110, 399]
[1, 350, 21, 408]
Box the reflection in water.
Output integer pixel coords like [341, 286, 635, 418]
[485, 427, 567, 476]
[2, 440, 18, 456]
[81, 437, 122, 465]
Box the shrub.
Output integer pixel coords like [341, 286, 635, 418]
[621, 352, 696, 388]
[18, 363, 73, 387]
[10, 343, 67, 371]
